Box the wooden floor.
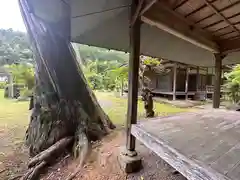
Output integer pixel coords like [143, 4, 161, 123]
[132, 110, 240, 180]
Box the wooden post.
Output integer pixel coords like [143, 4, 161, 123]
[213, 54, 222, 109]
[205, 67, 208, 99]
[196, 66, 199, 92]
[185, 67, 189, 100]
[126, 0, 141, 152]
[173, 64, 177, 100]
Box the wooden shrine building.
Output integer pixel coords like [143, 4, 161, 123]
[146, 60, 231, 100]
[24, 0, 240, 180]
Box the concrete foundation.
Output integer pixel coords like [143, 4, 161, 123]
[118, 147, 142, 173]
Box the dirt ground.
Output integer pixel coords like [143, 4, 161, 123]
[40, 130, 187, 180]
[1, 129, 187, 180]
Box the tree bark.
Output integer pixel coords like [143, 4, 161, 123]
[19, 0, 115, 160]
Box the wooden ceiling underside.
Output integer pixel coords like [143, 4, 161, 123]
[140, 0, 240, 54]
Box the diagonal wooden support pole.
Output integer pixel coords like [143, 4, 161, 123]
[139, 0, 158, 16]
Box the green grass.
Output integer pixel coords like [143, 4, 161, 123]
[95, 91, 187, 125]
[0, 89, 29, 157]
[0, 89, 187, 158]
[0, 89, 187, 129]
[0, 89, 29, 128]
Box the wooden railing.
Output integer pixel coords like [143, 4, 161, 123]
[205, 85, 224, 93]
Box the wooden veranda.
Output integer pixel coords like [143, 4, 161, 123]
[132, 110, 240, 180]
[27, 0, 240, 179]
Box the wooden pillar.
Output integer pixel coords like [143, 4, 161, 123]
[213, 54, 222, 109]
[126, 0, 141, 152]
[196, 66, 199, 92]
[185, 67, 189, 100]
[173, 64, 177, 100]
[205, 67, 208, 99]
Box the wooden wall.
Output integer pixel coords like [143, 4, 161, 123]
[147, 68, 214, 93]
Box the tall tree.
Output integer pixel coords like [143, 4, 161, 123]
[19, 0, 115, 179]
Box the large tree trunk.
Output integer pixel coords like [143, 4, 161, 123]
[19, 0, 115, 160]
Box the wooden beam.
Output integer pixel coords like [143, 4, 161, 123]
[195, 0, 240, 25]
[139, 0, 158, 16]
[213, 54, 222, 109]
[142, 3, 219, 53]
[173, 0, 188, 10]
[185, 67, 189, 100]
[173, 64, 177, 101]
[219, 37, 240, 54]
[126, 0, 141, 151]
[185, 0, 218, 18]
[203, 0, 240, 35]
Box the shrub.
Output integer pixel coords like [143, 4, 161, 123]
[21, 88, 33, 98]
[0, 81, 6, 89]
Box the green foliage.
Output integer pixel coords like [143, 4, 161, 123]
[143, 58, 160, 66]
[77, 45, 128, 64]
[5, 63, 34, 90]
[0, 81, 6, 89]
[83, 58, 127, 91]
[21, 88, 33, 97]
[224, 65, 240, 103]
[0, 29, 33, 66]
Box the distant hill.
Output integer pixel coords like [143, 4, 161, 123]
[0, 29, 128, 66]
[75, 44, 128, 64]
[0, 29, 33, 66]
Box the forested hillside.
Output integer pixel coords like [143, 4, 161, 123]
[0, 29, 33, 65]
[0, 29, 129, 91]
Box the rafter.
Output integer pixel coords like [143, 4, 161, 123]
[218, 30, 235, 37]
[185, 0, 218, 18]
[195, 0, 240, 24]
[202, 20, 224, 30]
[141, 3, 219, 53]
[173, 0, 188, 10]
[203, 0, 240, 35]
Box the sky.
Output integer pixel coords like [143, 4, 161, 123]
[0, 0, 26, 32]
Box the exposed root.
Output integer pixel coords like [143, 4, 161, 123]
[0, 169, 7, 174]
[21, 137, 73, 180]
[9, 175, 22, 180]
[20, 161, 47, 180]
[28, 137, 73, 168]
[66, 128, 91, 180]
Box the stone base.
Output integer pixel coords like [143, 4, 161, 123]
[118, 147, 142, 173]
